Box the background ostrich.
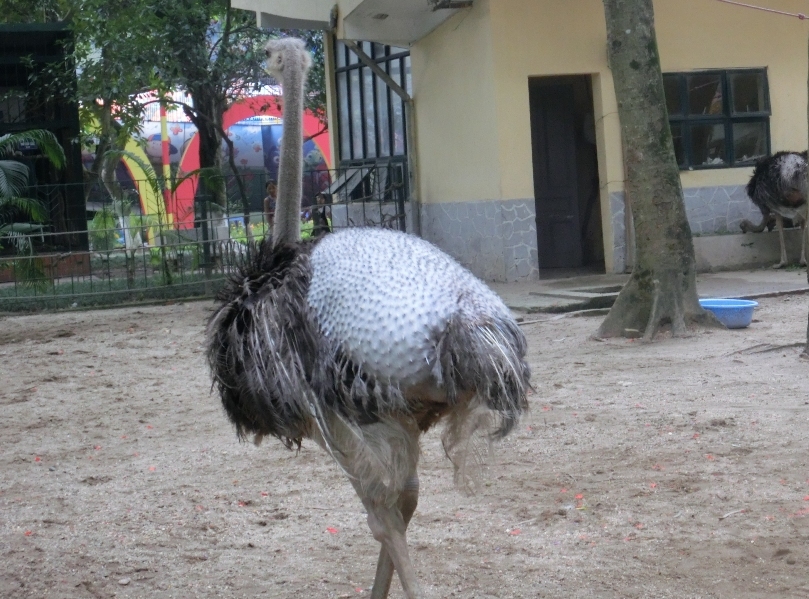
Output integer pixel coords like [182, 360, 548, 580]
[207, 38, 531, 599]
[739, 151, 808, 269]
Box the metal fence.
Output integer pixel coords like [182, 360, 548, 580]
[0, 160, 409, 312]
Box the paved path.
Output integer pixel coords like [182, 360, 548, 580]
[491, 268, 809, 313]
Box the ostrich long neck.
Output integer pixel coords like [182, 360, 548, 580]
[273, 52, 308, 246]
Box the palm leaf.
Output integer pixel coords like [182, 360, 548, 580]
[104, 149, 162, 197]
[0, 195, 47, 222]
[0, 130, 65, 169]
[2, 230, 31, 253]
[0, 159, 31, 198]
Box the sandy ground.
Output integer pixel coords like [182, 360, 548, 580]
[2, 296, 809, 599]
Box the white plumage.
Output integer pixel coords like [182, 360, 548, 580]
[309, 227, 513, 384]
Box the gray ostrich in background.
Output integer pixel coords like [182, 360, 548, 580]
[740, 151, 808, 269]
[206, 38, 531, 599]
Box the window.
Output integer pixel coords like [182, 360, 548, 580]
[663, 69, 770, 169]
[333, 41, 411, 163]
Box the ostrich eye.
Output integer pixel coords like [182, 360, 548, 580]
[265, 49, 271, 59]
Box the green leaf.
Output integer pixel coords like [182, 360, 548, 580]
[0, 196, 47, 222]
[0, 160, 30, 198]
[0, 130, 66, 169]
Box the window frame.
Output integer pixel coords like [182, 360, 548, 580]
[664, 68, 771, 170]
[333, 40, 411, 164]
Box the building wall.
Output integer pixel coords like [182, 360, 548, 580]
[410, 0, 808, 278]
[410, 0, 540, 281]
[656, 0, 808, 164]
[488, 0, 623, 272]
[409, 0, 501, 204]
[412, 0, 616, 278]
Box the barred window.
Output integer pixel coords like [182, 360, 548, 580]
[334, 41, 410, 163]
[664, 68, 770, 169]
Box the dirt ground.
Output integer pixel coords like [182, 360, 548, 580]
[2, 295, 809, 598]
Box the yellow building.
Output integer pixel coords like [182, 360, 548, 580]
[234, 0, 809, 281]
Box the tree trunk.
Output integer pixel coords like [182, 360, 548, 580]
[221, 133, 254, 244]
[96, 100, 139, 288]
[804, 31, 809, 358]
[185, 89, 227, 273]
[597, 0, 719, 340]
[186, 90, 226, 210]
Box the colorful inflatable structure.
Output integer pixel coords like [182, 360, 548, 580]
[84, 95, 331, 228]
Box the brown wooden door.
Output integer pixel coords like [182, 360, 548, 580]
[529, 79, 583, 269]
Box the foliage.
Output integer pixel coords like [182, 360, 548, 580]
[5, 0, 166, 150]
[151, 1, 272, 210]
[0, 0, 68, 23]
[2, 0, 327, 196]
[229, 220, 268, 244]
[0, 130, 65, 236]
[300, 218, 314, 240]
[101, 148, 196, 284]
[0, 130, 65, 291]
[154, 1, 270, 102]
[88, 209, 121, 252]
[7, 255, 48, 291]
[301, 31, 326, 125]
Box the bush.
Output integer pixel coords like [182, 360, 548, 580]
[88, 210, 122, 252]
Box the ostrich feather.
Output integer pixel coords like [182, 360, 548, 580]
[207, 241, 318, 447]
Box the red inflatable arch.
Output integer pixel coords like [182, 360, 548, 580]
[171, 95, 330, 228]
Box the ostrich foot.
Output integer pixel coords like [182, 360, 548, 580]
[771, 261, 787, 269]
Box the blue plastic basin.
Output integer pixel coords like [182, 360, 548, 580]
[699, 298, 758, 329]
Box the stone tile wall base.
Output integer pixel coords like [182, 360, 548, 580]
[610, 184, 777, 273]
[420, 198, 539, 282]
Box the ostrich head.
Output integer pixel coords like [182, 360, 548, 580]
[262, 37, 312, 246]
[264, 38, 312, 85]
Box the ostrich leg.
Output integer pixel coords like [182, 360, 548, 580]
[370, 474, 419, 599]
[364, 496, 423, 599]
[773, 213, 788, 269]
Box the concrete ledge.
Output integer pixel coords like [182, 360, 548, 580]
[694, 229, 804, 271]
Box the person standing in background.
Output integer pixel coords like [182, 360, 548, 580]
[311, 192, 332, 238]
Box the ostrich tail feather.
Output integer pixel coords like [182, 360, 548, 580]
[439, 314, 531, 489]
[441, 312, 531, 437]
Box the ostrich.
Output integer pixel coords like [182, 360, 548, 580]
[739, 151, 808, 269]
[206, 38, 531, 599]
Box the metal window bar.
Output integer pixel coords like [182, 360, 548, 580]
[334, 40, 411, 163]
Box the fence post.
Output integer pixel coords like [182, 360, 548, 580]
[199, 193, 213, 296]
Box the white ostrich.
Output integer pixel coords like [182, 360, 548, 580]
[207, 38, 531, 599]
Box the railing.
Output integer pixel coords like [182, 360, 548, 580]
[0, 159, 409, 312]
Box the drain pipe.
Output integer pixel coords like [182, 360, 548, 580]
[342, 40, 421, 236]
